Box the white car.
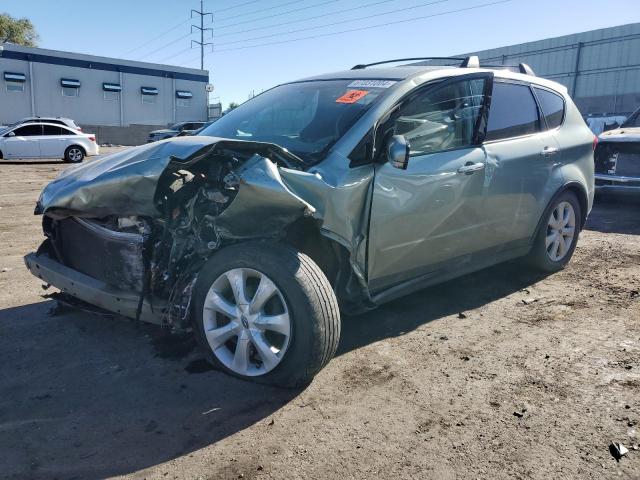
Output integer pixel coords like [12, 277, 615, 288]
[0, 122, 99, 162]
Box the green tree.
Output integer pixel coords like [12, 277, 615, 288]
[228, 101, 240, 110]
[0, 13, 39, 46]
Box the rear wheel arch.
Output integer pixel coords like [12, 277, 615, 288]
[562, 182, 589, 229]
[534, 182, 588, 239]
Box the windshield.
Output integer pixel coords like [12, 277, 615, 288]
[621, 107, 640, 128]
[199, 80, 387, 163]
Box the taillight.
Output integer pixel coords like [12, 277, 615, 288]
[88, 135, 96, 142]
[592, 135, 599, 151]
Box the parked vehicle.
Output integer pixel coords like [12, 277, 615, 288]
[0, 116, 82, 132]
[0, 122, 98, 162]
[25, 56, 595, 387]
[595, 106, 640, 193]
[147, 122, 206, 142]
[176, 120, 216, 137]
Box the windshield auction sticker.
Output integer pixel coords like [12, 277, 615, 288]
[347, 80, 396, 89]
[336, 90, 370, 104]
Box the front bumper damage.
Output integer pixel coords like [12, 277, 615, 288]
[24, 252, 167, 324]
[26, 136, 375, 326]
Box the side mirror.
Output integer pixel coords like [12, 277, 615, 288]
[6, 131, 15, 137]
[387, 135, 410, 170]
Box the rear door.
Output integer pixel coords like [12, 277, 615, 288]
[368, 73, 494, 291]
[2, 124, 42, 158]
[39, 125, 68, 157]
[481, 81, 563, 249]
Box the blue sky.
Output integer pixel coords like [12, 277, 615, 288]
[3, 0, 640, 108]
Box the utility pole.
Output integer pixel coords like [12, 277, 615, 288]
[191, 0, 212, 70]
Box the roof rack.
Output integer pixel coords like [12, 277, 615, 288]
[468, 63, 536, 76]
[350, 56, 535, 76]
[351, 56, 480, 70]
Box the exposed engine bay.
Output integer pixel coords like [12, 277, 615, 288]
[32, 136, 373, 327]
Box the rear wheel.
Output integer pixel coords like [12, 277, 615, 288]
[192, 242, 341, 388]
[64, 146, 85, 163]
[526, 191, 581, 272]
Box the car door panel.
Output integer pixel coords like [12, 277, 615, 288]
[3, 137, 37, 157]
[369, 146, 490, 290]
[367, 73, 493, 292]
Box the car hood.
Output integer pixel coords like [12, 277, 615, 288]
[599, 127, 640, 143]
[36, 136, 307, 218]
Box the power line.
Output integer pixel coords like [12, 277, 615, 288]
[211, 0, 513, 53]
[122, 18, 191, 56]
[214, 0, 340, 31]
[215, 0, 450, 47]
[214, 0, 302, 23]
[135, 31, 193, 61]
[215, 0, 400, 39]
[215, 0, 264, 14]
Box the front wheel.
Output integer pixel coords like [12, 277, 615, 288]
[526, 191, 582, 272]
[64, 146, 85, 163]
[192, 242, 341, 388]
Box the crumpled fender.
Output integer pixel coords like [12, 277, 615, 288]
[214, 155, 316, 239]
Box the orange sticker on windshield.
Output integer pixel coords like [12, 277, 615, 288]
[336, 90, 369, 104]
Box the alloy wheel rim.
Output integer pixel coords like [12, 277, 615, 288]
[546, 201, 576, 262]
[202, 268, 291, 377]
[69, 148, 82, 161]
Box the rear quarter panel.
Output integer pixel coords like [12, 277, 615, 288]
[555, 95, 595, 216]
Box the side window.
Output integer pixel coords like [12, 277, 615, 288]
[485, 82, 541, 141]
[13, 125, 42, 136]
[42, 125, 64, 136]
[534, 87, 565, 129]
[392, 77, 487, 156]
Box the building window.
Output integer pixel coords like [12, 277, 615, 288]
[141, 86, 158, 104]
[104, 90, 120, 101]
[103, 82, 121, 102]
[6, 81, 24, 93]
[62, 87, 79, 97]
[176, 90, 193, 108]
[61, 78, 80, 98]
[4, 72, 26, 93]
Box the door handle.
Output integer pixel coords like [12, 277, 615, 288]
[457, 162, 485, 174]
[541, 146, 559, 157]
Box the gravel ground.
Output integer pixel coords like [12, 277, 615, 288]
[0, 150, 639, 480]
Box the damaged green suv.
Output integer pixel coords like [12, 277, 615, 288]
[25, 57, 595, 387]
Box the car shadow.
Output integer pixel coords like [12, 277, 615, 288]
[586, 193, 640, 235]
[0, 160, 64, 165]
[338, 260, 547, 355]
[0, 260, 547, 479]
[0, 301, 299, 480]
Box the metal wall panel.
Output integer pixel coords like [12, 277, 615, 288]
[463, 23, 640, 115]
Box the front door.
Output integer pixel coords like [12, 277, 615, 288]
[3, 124, 42, 158]
[368, 73, 493, 292]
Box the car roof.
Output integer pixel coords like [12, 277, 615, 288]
[295, 64, 568, 95]
[12, 121, 81, 130]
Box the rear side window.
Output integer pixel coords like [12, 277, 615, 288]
[42, 125, 64, 135]
[485, 82, 541, 141]
[534, 87, 565, 129]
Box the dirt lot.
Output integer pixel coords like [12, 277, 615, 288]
[1, 150, 639, 480]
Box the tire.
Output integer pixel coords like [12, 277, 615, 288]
[64, 145, 85, 163]
[526, 191, 582, 272]
[192, 242, 341, 388]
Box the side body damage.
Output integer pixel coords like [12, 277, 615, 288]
[26, 136, 375, 328]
